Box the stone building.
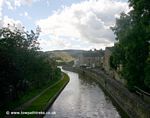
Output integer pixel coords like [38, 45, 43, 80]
[103, 47, 113, 73]
[103, 47, 127, 84]
[78, 49, 104, 68]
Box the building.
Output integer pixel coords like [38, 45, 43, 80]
[103, 47, 113, 73]
[78, 49, 104, 68]
[102, 47, 127, 84]
[73, 59, 80, 67]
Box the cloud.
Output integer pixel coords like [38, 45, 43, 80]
[24, 12, 28, 16]
[38, 35, 114, 51]
[14, 0, 32, 7]
[5, 1, 13, 10]
[46, 0, 50, 7]
[20, 11, 32, 19]
[1, 0, 34, 10]
[0, 0, 35, 17]
[39, 37, 67, 51]
[0, 0, 4, 18]
[36, 0, 129, 50]
[0, 16, 24, 31]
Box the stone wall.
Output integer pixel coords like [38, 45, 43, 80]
[62, 66, 150, 118]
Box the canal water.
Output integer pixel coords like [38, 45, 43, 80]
[44, 69, 121, 118]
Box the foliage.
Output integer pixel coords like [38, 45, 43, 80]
[109, 43, 125, 70]
[22, 73, 69, 118]
[110, 0, 150, 91]
[0, 26, 61, 115]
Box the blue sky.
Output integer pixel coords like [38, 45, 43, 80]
[0, 0, 129, 51]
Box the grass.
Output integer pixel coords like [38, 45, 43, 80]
[9, 78, 60, 110]
[15, 73, 69, 118]
[1, 78, 60, 118]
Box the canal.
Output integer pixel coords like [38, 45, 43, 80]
[44, 69, 122, 118]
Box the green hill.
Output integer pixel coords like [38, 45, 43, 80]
[45, 49, 84, 62]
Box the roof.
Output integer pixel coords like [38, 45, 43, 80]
[105, 47, 114, 51]
[82, 50, 104, 57]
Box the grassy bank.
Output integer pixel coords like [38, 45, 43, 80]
[14, 73, 69, 118]
[1, 77, 60, 117]
[9, 78, 60, 110]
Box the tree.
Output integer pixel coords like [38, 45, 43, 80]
[110, 0, 150, 91]
[0, 25, 61, 113]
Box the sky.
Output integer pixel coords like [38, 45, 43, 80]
[0, 0, 129, 51]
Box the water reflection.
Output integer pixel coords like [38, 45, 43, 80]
[44, 69, 121, 118]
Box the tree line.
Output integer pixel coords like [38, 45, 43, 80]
[0, 26, 61, 110]
[110, 0, 150, 91]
